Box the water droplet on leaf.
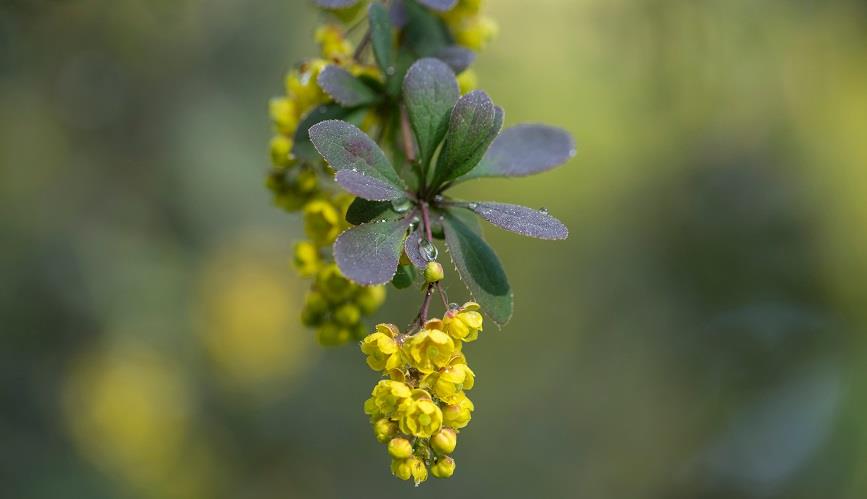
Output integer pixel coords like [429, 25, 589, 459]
[467, 202, 478, 210]
[539, 207, 549, 214]
[392, 198, 411, 213]
[386, 66, 396, 76]
[418, 239, 438, 262]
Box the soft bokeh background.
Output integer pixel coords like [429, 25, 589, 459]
[2, 0, 867, 497]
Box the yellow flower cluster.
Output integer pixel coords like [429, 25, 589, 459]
[269, 17, 390, 342]
[301, 262, 386, 346]
[360, 303, 483, 484]
[442, 0, 499, 52]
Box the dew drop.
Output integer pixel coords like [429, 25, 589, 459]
[391, 198, 411, 213]
[569, 148, 577, 157]
[539, 207, 549, 214]
[448, 302, 459, 311]
[433, 194, 445, 204]
[350, 167, 358, 173]
[411, 215, 421, 224]
[467, 202, 478, 210]
[386, 66, 396, 76]
[418, 239, 438, 262]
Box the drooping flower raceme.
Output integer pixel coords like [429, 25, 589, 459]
[264, 0, 575, 487]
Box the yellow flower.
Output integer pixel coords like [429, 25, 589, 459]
[398, 390, 443, 438]
[270, 135, 294, 168]
[364, 380, 412, 420]
[431, 456, 455, 479]
[334, 303, 361, 326]
[315, 25, 354, 60]
[441, 391, 474, 429]
[450, 16, 498, 51]
[285, 59, 328, 112]
[315, 264, 357, 303]
[360, 324, 403, 372]
[442, 302, 483, 343]
[303, 200, 341, 246]
[457, 69, 478, 95]
[392, 456, 428, 485]
[269, 97, 299, 135]
[356, 285, 386, 315]
[421, 359, 475, 404]
[402, 324, 455, 373]
[292, 241, 320, 277]
[373, 418, 398, 443]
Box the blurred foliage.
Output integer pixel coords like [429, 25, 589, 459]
[1, 0, 866, 498]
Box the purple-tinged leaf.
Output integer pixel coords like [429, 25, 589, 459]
[346, 198, 402, 225]
[309, 120, 405, 189]
[464, 202, 569, 240]
[389, 0, 408, 28]
[403, 58, 459, 166]
[442, 210, 512, 325]
[314, 0, 360, 8]
[417, 0, 458, 12]
[317, 65, 378, 107]
[335, 170, 407, 201]
[432, 90, 502, 187]
[369, 3, 395, 74]
[459, 124, 576, 181]
[292, 104, 351, 162]
[434, 46, 476, 74]
[404, 230, 427, 269]
[334, 217, 412, 285]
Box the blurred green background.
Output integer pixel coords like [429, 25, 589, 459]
[3, 0, 867, 498]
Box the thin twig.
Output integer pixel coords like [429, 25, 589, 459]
[353, 29, 371, 61]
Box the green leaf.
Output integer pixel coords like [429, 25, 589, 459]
[308, 120, 406, 189]
[403, 0, 452, 57]
[392, 264, 417, 289]
[346, 198, 402, 225]
[334, 217, 412, 285]
[292, 104, 352, 162]
[402, 58, 460, 167]
[441, 209, 512, 325]
[457, 124, 576, 182]
[317, 65, 379, 107]
[369, 3, 395, 74]
[432, 91, 503, 187]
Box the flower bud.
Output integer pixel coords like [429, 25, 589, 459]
[387, 437, 413, 459]
[356, 285, 386, 315]
[270, 135, 294, 168]
[300, 291, 327, 327]
[373, 419, 398, 444]
[391, 458, 412, 481]
[431, 456, 456, 479]
[409, 456, 428, 485]
[424, 261, 444, 283]
[430, 428, 457, 455]
[334, 303, 361, 326]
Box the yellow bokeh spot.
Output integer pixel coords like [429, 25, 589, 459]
[63, 342, 191, 486]
[194, 234, 314, 390]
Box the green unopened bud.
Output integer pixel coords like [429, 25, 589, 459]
[424, 261, 444, 283]
[431, 456, 455, 479]
[387, 437, 413, 459]
[334, 303, 361, 326]
[373, 419, 398, 444]
[300, 291, 327, 327]
[356, 285, 386, 315]
[430, 428, 457, 455]
[316, 322, 350, 346]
